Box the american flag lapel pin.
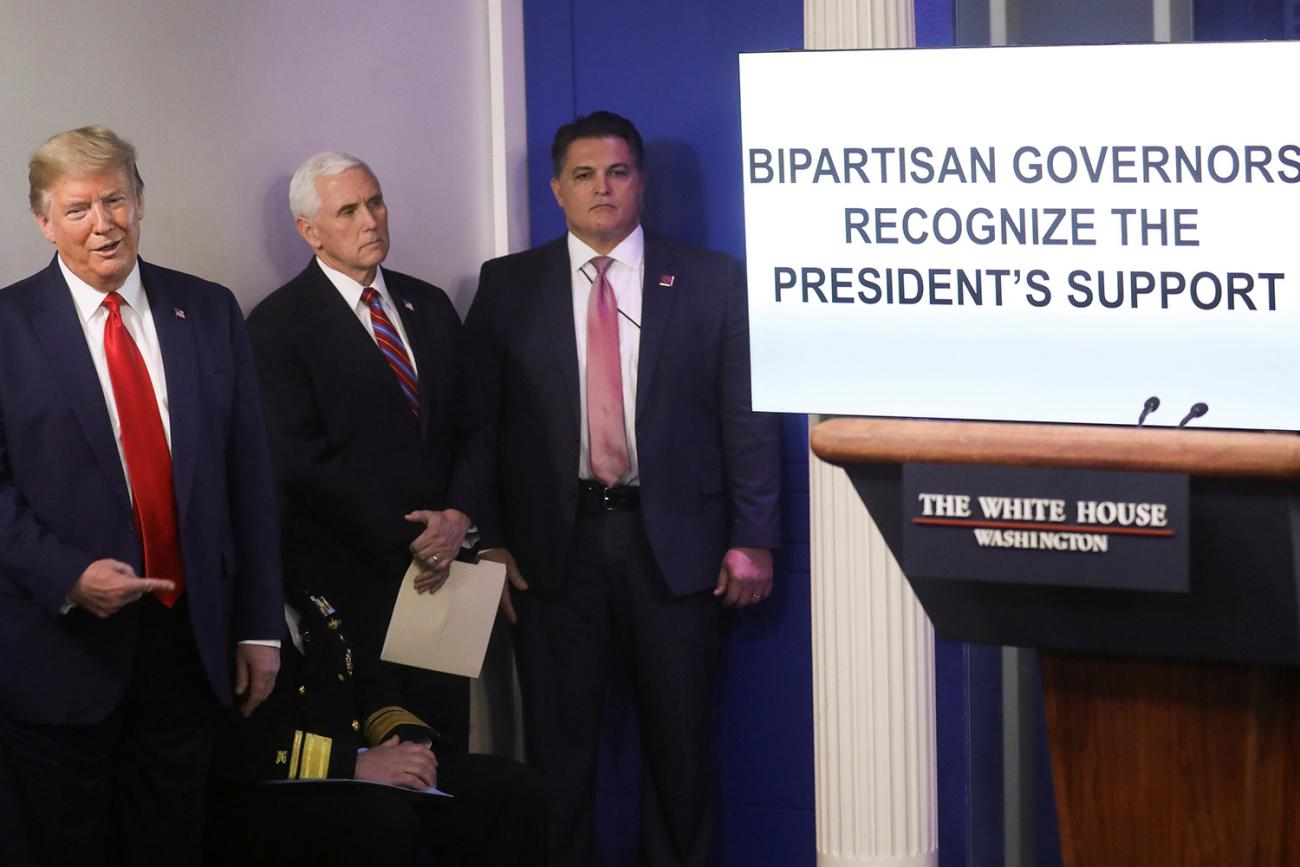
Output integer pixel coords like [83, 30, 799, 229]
[173, 307, 186, 319]
[658, 274, 675, 288]
[403, 300, 415, 312]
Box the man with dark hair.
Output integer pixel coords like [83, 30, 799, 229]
[454, 110, 781, 867]
[0, 125, 283, 866]
[247, 151, 475, 750]
[549, 111, 645, 179]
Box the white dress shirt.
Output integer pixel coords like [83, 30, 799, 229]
[568, 226, 643, 485]
[315, 258, 419, 376]
[61, 257, 172, 476]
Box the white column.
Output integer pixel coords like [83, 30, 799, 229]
[487, 0, 531, 257]
[805, 0, 915, 50]
[803, 4, 937, 865]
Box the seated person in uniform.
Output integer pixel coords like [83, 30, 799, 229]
[204, 585, 545, 867]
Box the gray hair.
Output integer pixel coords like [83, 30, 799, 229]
[289, 151, 374, 219]
[29, 126, 145, 216]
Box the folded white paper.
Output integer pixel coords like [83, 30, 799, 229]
[381, 559, 506, 678]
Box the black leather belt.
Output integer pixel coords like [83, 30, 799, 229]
[577, 480, 641, 515]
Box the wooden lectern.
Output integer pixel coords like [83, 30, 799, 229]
[811, 418, 1300, 867]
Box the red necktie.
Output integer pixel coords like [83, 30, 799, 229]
[586, 257, 629, 486]
[362, 287, 420, 419]
[102, 292, 184, 606]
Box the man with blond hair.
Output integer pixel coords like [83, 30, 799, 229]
[0, 126, 283, 866]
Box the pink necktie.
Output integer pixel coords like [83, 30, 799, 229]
[587, 257, 629, 487]
[102, 292, 185, 606]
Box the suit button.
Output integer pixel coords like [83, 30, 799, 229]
[351, 720, 360, 732]
[298, 685, 306, 695]
[337, 674, 346, 682]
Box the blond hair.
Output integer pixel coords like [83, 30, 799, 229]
[28, 126, 144, 215]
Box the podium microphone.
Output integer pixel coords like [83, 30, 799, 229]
[1136, 396, 1160, 427]
[1178, 402, 1209, 428]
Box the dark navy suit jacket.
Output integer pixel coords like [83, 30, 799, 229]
[245, 260, 469, 651]
[453, 234, 780, 597]
[0, 257, 283, 726]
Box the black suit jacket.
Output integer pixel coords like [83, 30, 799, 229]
[453, 234, 780, 597]
[0, 257, 283, 725]
[247, 260, 467, 649]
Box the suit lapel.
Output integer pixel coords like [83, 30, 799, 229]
[27, 258, 133, 511]
[541, 240, 581, 430]
[304, 261, 417, 425]
[636, 236, 678, 419]
[141, 260, 200, 522]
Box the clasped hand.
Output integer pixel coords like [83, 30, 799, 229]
[405, 508, 471, 594]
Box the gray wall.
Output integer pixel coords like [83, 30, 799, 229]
[0, 0, 496, 313]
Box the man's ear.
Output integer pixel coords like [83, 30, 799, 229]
[296, 216, 320, 250]
[33, 211, 56, 245]
[550, 177, 563, 208]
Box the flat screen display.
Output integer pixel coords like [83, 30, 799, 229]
[740, 42, 1300, 429]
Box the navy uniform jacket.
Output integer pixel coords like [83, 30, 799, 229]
[209, 589, 439, 787]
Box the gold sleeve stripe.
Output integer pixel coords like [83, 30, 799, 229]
[288, 730, 304, 779]
[364, 706, 431, 746]
[299, 733, 332, 779]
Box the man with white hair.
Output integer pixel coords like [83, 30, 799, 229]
[246, 152, 475, 748]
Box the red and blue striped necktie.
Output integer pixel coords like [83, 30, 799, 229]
[362, 287, 420, 419]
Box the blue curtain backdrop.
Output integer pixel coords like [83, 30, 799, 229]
[1195, 0, 1288, 38]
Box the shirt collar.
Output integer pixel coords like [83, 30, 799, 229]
[315, 256, 390, 309]
[567, 225, 645, 276]
[60, 256, 144, 325]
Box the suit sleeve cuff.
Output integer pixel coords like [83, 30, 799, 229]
[364, 706, 438, 746]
